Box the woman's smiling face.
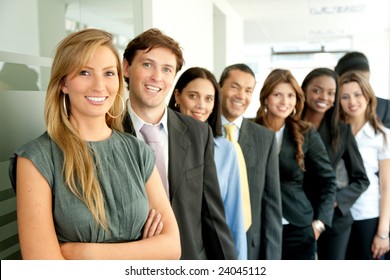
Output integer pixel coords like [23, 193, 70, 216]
[175, 78, 215, 122]
[62, 46, 119, 120]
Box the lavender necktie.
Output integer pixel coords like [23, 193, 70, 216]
[140, 124, 169, 198]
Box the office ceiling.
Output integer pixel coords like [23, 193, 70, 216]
[226, 0, 389, 46]
[62, 0, 389, 51]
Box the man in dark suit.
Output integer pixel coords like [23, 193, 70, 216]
[219, 64, 282, 259]
[335, 51, 390, 128]
[121, 28, 236, 260]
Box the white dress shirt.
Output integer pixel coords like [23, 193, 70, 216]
[350, 122, 390, 220]
[275, 125, 285, 154]
[128, 102, 169, 181]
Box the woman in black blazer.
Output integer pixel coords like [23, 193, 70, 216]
[254, 69, 337, 260]
[301, 68, 370, 259]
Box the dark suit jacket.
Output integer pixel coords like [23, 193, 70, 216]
[123, 109, 236, 260]
[376, 96, 390, 129]
[314, 116, 369, 233]
[239, 119, 282, 260]
[281, 126, 337, 227]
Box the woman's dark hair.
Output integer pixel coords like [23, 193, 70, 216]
[168, 67, 222, 137]
[301, 68, 341, 152]
[335, 51, 370, 76]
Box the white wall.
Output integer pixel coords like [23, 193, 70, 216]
[352, 31, 390, 99]
[213, 0, 244, 78]
[143, 0, 214, 71]
[139, 0, 244, 102]
[139, 0, 244, 72]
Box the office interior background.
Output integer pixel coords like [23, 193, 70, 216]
[0, 0, 389, 259]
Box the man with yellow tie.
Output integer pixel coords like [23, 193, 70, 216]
[219, 64, 283, 260]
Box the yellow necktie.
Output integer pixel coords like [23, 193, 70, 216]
[224, 124, 252, 231]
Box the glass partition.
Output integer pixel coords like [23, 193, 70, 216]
[0, 0, 137, 260]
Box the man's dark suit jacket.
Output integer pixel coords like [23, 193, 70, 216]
[239, 119, 282, 260]
[280, 125, 337, 228]
[311, 116, 369, 233]
[123, 108, 236, 260]
[376, 97, 390, 129]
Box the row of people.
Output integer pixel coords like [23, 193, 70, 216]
[10, 27, 390, 260]
[9, 27, 241, 260]
[168, 65, 282, 259]
[167, 54, 390, 259]
[168, 63, 390, 260]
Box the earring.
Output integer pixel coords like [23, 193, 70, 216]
[291, 108, 297, 116]
[107, 94, 125, 119]
[175, 102, 180, 108]
[264, 105, 268, 113]
[63, 94, 69, 119]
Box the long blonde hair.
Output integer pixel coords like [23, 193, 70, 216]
[44, 29, 124, 229]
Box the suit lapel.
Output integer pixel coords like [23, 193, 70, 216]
[318, 117, 331, 149]
[167, 110, 191, 200]
[318, 116, 341, 165]
[238, 118, 253, 155]
[122, 111, 136, 136]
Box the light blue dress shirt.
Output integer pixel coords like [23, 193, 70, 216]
[214, 136, 247, 259]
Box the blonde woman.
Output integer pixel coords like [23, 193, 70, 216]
[9, 29, 180, 260]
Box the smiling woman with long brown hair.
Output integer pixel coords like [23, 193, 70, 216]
[255, 69, 337, 260]
[338, 71, 390, 260]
